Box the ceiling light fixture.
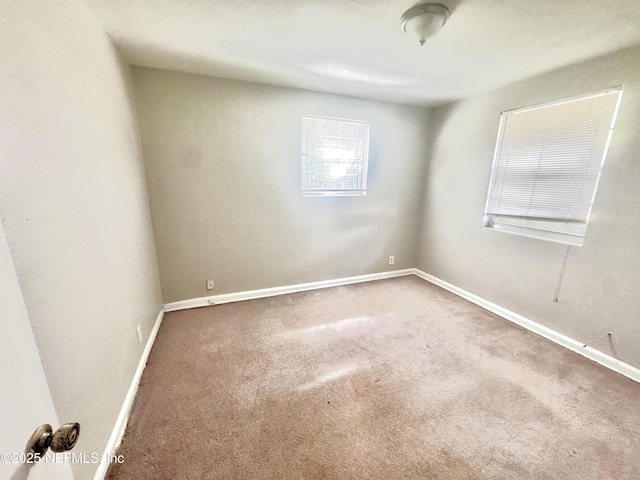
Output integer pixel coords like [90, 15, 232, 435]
[400, 3, 450, 46]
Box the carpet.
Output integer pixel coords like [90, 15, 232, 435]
[106, 276, 640, 479]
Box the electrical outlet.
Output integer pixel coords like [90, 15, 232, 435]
[206, 280, 215, 290]
[389, 255, 395, 265]
[136, 325, 143, 345]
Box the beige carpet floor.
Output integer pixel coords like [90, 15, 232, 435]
[106, 276, 640, 479]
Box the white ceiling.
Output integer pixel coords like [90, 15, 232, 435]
[84, 0, 640, 106]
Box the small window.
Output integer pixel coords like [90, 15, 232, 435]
[301, 115, 370, 197]
[483, 87, 623, 246]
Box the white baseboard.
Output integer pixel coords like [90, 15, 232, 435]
[93, 307, 165, 480]
[164, 269, 415, 312]
[98, 268, 638, 480]
[92, 268, 640, 480]
[413, 269, 640, 384]
[165, 268, 640, 383]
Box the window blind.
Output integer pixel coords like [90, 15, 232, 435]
[484, 88, 622, 240]
[302, 115, 369, 196]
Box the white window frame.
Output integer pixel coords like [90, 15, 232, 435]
[301, 115, 370, 197]
[482, 87, 623, 246]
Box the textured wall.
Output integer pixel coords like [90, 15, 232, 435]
[417, 47, 640, 369]
[0, 1, 163, 478]
[133, 68, 430, 303]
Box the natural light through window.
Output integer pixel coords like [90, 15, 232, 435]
[302, 115, 370, 196]
[482, 87, 623, 246]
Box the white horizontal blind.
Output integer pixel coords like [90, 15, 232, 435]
[302, 115, 369, 196]
[484, 88, 622, 233]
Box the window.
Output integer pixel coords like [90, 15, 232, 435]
[483, 87, 623, 246]
[301, 115, 370, 197]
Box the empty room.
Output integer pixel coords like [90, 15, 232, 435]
[2, 0, 640, 479]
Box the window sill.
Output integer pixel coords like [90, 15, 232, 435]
[302, 191, 366, 197]
[483, 223, 584, 246]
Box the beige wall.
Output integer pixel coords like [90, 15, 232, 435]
[133, 68, 430, 303]
[4, 9, 635, 479]
[0, 1, 163, 478]
[418, 47, 640, 369]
